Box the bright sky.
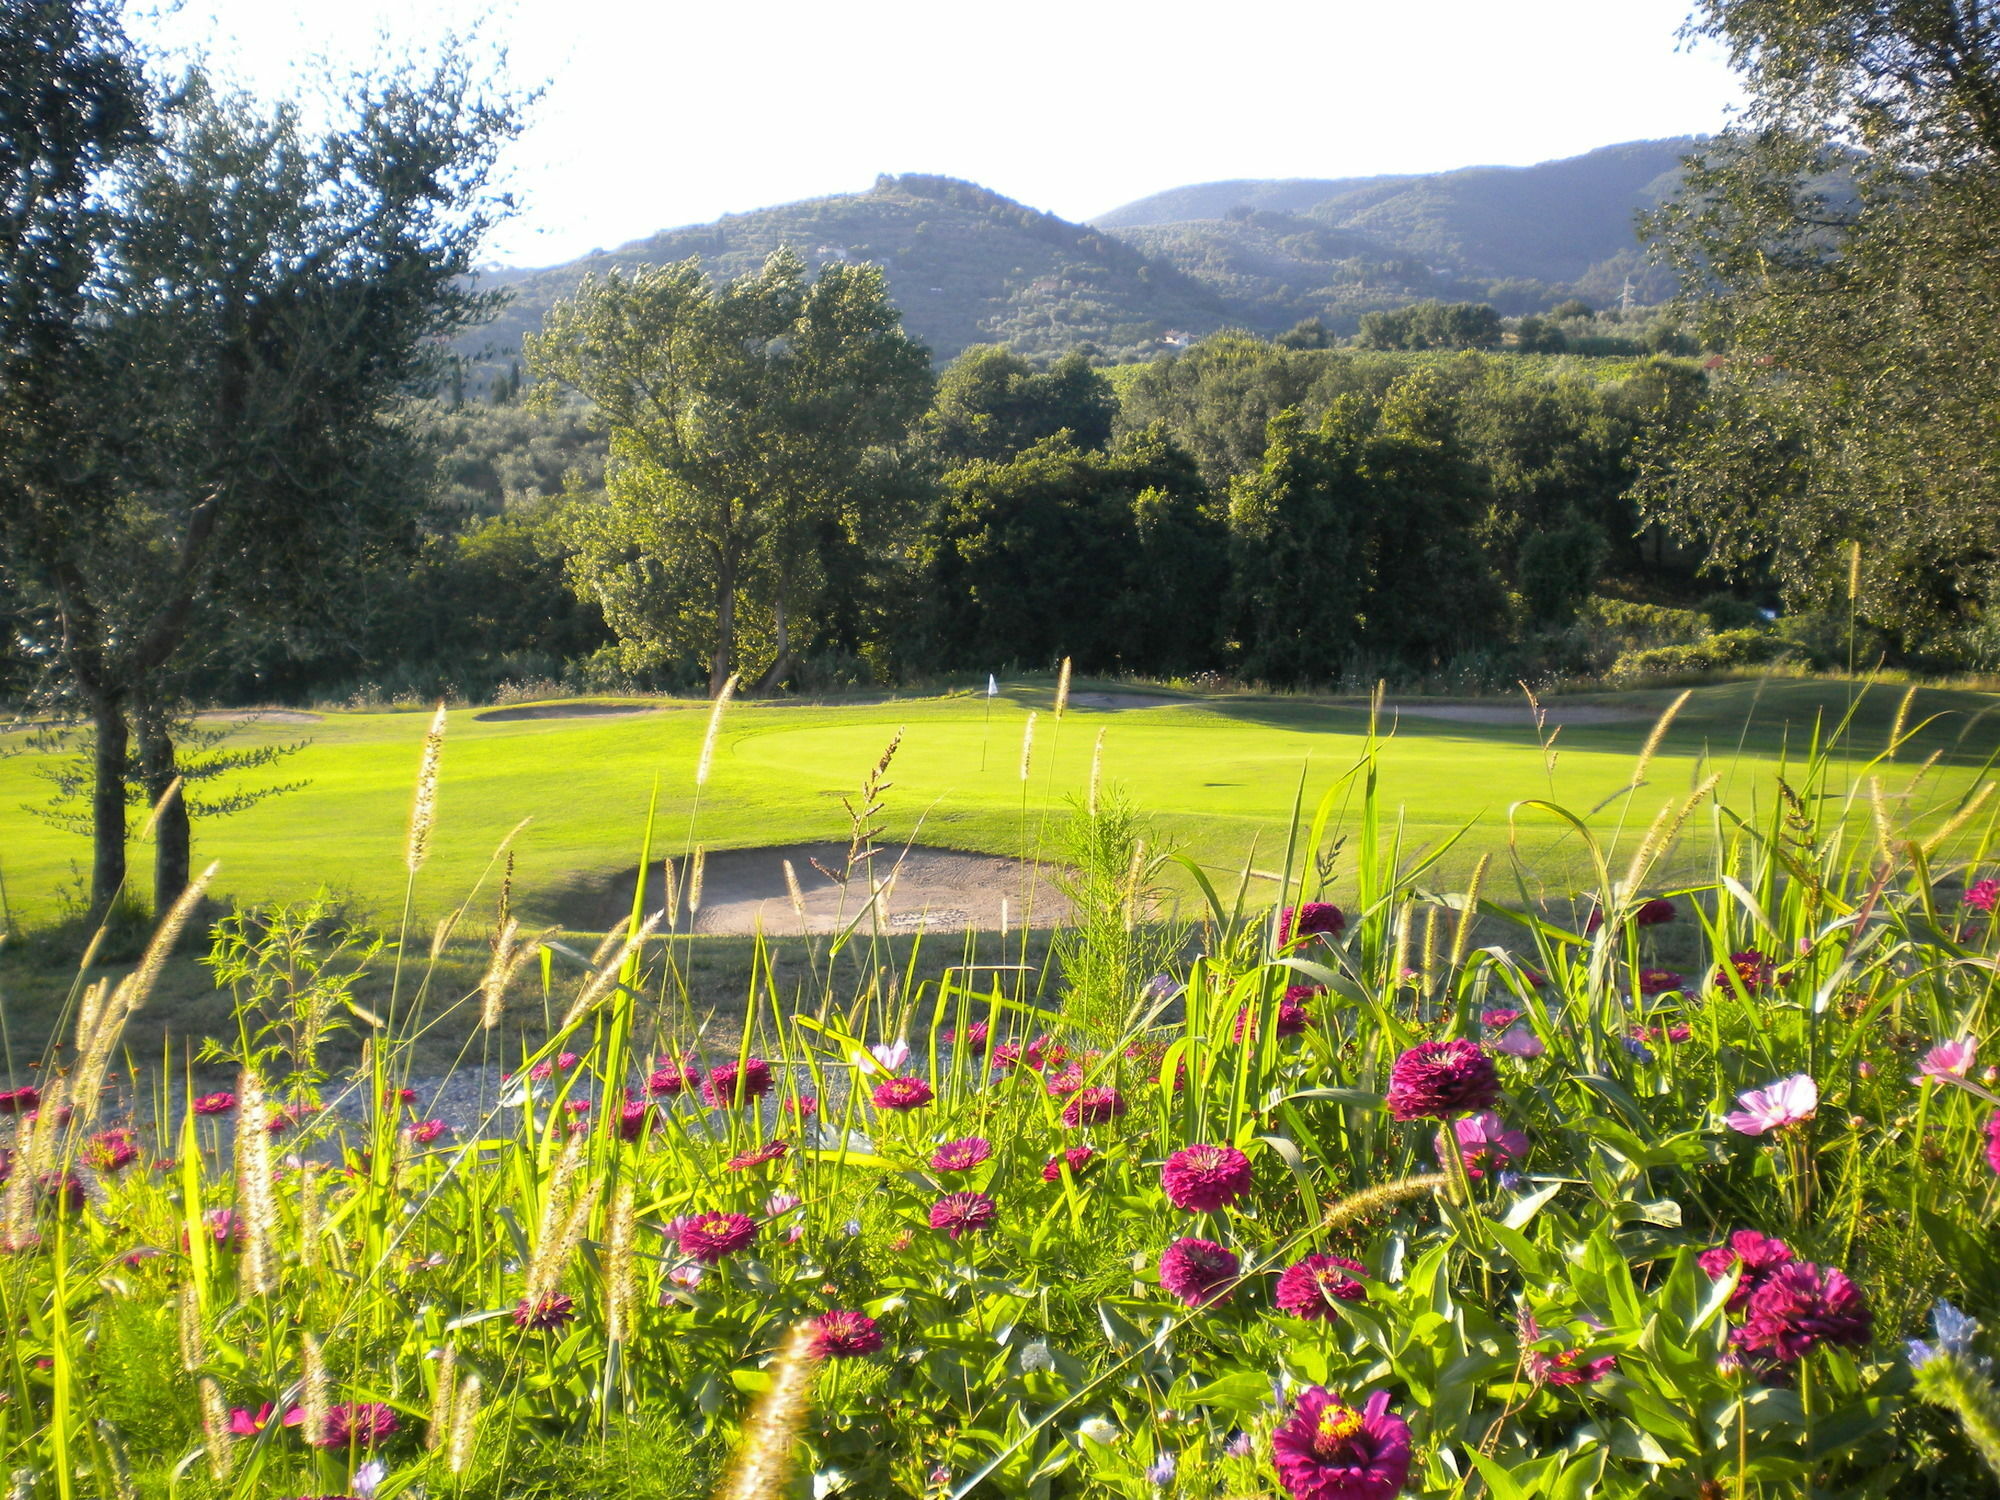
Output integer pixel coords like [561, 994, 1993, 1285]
[134, 0, 1744, 269]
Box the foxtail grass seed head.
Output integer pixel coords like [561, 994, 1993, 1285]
[448, 1374, 482, 1474]
[697, 674, 738, 788]
[407, 702, 448, 873]
[1870, 775, 1894, 864]
[689, 846, 706, 915]
[429, 1344, 458, 1450]
[1321, 1174, 1450, 1232]
[663, 856, 681, 923]
[234, 1072, 277, 1296]
[196, 1375, 232, 1480]
[784, 859, 806, 922]
[302, 1331, 329, 1451]
[559, 910, 665, 1033]
[1890, 683, 1916, 759]
[1449, 853, 1490, 969]
[480, 916, 521, 1029]
[713, 1321, 822, 1500]
[136, 774, 183, 844]
[177, 1283, 204, 1373]
[1849, 537, 1863, 600]
[1020, 711, 1037, 781]
[1054, 657, 1072, 717]
[607, 1181, 638, 1343]
[1089, 728, 1105, 815]
[1632, 689, 1690, 788]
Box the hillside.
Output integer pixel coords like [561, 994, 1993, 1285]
[465, 175, 1232, 368]
[459, 140, 1698, 372]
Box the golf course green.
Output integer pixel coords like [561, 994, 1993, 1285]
[1, 676, 1995, 934]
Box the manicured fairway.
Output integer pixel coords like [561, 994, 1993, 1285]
[0, 677, 1995, 931]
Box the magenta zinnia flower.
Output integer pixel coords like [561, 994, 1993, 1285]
[1061, 1087, 1127, 1127]
[1698, 1229, 1797, 1311]
[407, 1119, 450, 1145]
[618, 1098, 653, 1141]
[1385, 1040, 1500, 1120]
[1042, 1145, 1094, 1181]
[228, 1402, 275, 1436]
[807, 1309, 883, 1358]
[1234, 992, 1314, 1042]
[286, 1401, 398, 1449]
[1480, 1008, 1524, 1033]
[1270, 1387, 1412, 1500]
[930, 1137, 993, 1172]
[1158, 1236, 1239, 1306]
[192, 1091, 237, 1116]
[1448, 1111, 1527, 1179]
[648, 1057, 700, 1096]
[1525, 1345, 1617, 1387]
[1160, 1143, 1253, 1212]
[701, 1059, 773, 1108]
[677, 1211, 757, 1263]
[1043, 1062, 1090, 1097]
[1274, 1254, 1368, 1321]
[83, 1129, 139, 1173]
[1638, 969, 1685, 996]
[1716, 950, 1777, 992]
[1988, 1112, 2000, 1176]
[0, 1087, 40, 1115]
[1279, 902, 1346, 947]
[1490, 1024, 1544, 1059]
[1734, 1261, 1873, 1364]
[928, 1191, 997, 1239]
[1722, 1074, 1817, 1135]
[871, 1076, 934, 1110]
[512, 1292, 575, 1330]
[1964, 878, 1998, 913]
[724, 1140, 789, 1171]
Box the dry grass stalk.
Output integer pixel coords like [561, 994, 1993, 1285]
[301, 1331, 329, 1450]
[1869, 776, 1895, 866]
[3, 1079, 60, 1249]
[1321, 1173, 1450, 1232]
[1623, 774, 1721, 898]
[136, 775, 184, 844]
[663, 857, 681, 924]
[234, 1072, 278, 1295]
[1088, 728, 1105, 816]
[406, 702, 448, 874]
[1922, 782, 1996, 859]
[1889, 684, 1917, 759]
[177, 1283, 205, 1372]
[783, 859, 806, 923]
[429, 1344, 457, 1450]
[479, 916, 522, 1030]
[711, 1321, 823, 1500]
[689, 847, 706, 915]
[1019, 711, 1037, 781]
[1053, 657, 1072, 717]
[697, 674, 739, 788]
[524, 1176, 600, 1314]
[606, 1179, 638, 1344]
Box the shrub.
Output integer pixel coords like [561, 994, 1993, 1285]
[1609, 626, 1785, 682]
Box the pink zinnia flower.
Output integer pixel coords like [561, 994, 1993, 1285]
[1234, 991, 1315, 1042]
[930, 1137, 993, 1173]
[725, 1140, 789, 1171]
[1273, 1253, 1368, 1321]
[1698, 1228, 1796, 1312]
[528, 1051, 581, 1082]
[807, 1309, 883, 1358]
[1158, 1236, 1239, 1306]
[193, 1091, 237, 1116]
[1384, 1040, 1500, 1120]
[618, 1098, 653, 1141]
[228, 1403, 275, 1436]
[0, 1087, 40, 1115]
[942, 1021, 989, 1047]
[1734, 1261, 1872, 1364]
[928, 1191, 997, 1239]
[1480, 1008, 1524, 1032]
[1722, 1074, 1817, 1135]
[783, 1094, 818, 1120]
[1270, 1387, 1412, 1500]
[1160, 1144, 1253, 1212]
[648, 1057, 700, 1096]
[1525, 1345, 1617, 1387]
[677, 1211, 757, 1264]
[383, 1087, 417, 1106]
[701, 1059, 773, 1108]
[1279, 902, 1346, 947]
[1988, 1112, 2000, 1176]
[1061, 1087, 1127, 1127]
[872, 1076, 934, 1110]
[513, 1293, 575, 1330]
[1448, 1111, 1527, 1179]
[1042, 1145, 1094, 1181]
[83, 1129, 139, 1173]
[1638, 969, 1685, 996]
[1964, 878, 1998, 913]
[1043, 1062, 1089, 1097]
[407, 1119, 449, 1145]
[1914, 1038, 1977, 1084]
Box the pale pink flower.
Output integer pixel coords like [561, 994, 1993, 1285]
[1913, 1038, 1977, 1084]
[1722, 1074, 1818, 1135]
[1490, 1024, 1545, 1059]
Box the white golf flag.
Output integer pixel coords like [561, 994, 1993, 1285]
[987, 674, 998, 697]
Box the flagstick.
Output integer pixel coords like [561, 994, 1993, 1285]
[980, 688, 993, 772]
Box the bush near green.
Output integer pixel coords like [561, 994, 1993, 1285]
[3, 701, 1999, 1499]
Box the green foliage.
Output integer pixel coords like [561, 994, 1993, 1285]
[921, 346, 1117, 465]
[1356, 300, 1503, 351]
[1608, 627, 1785, 683]
[1519, 521, 1609, 625]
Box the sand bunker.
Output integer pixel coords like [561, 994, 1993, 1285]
[195, 708, 322, 724]
[570, 843, 1070, 936]
[1067, 692, 1191, 710]
[1377, 700, 1647, 727]
[475, 701, 662, 722]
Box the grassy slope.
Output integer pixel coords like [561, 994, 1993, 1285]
[1, 678, 1994, 936]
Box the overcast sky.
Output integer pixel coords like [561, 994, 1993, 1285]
[133, 0, 1745, 269]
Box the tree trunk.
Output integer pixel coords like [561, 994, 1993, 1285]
[710, 552, 736, 698]
[88, 696, 129, 917]
[754, 590, 794, 695]
[137, 712, 190, 915]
